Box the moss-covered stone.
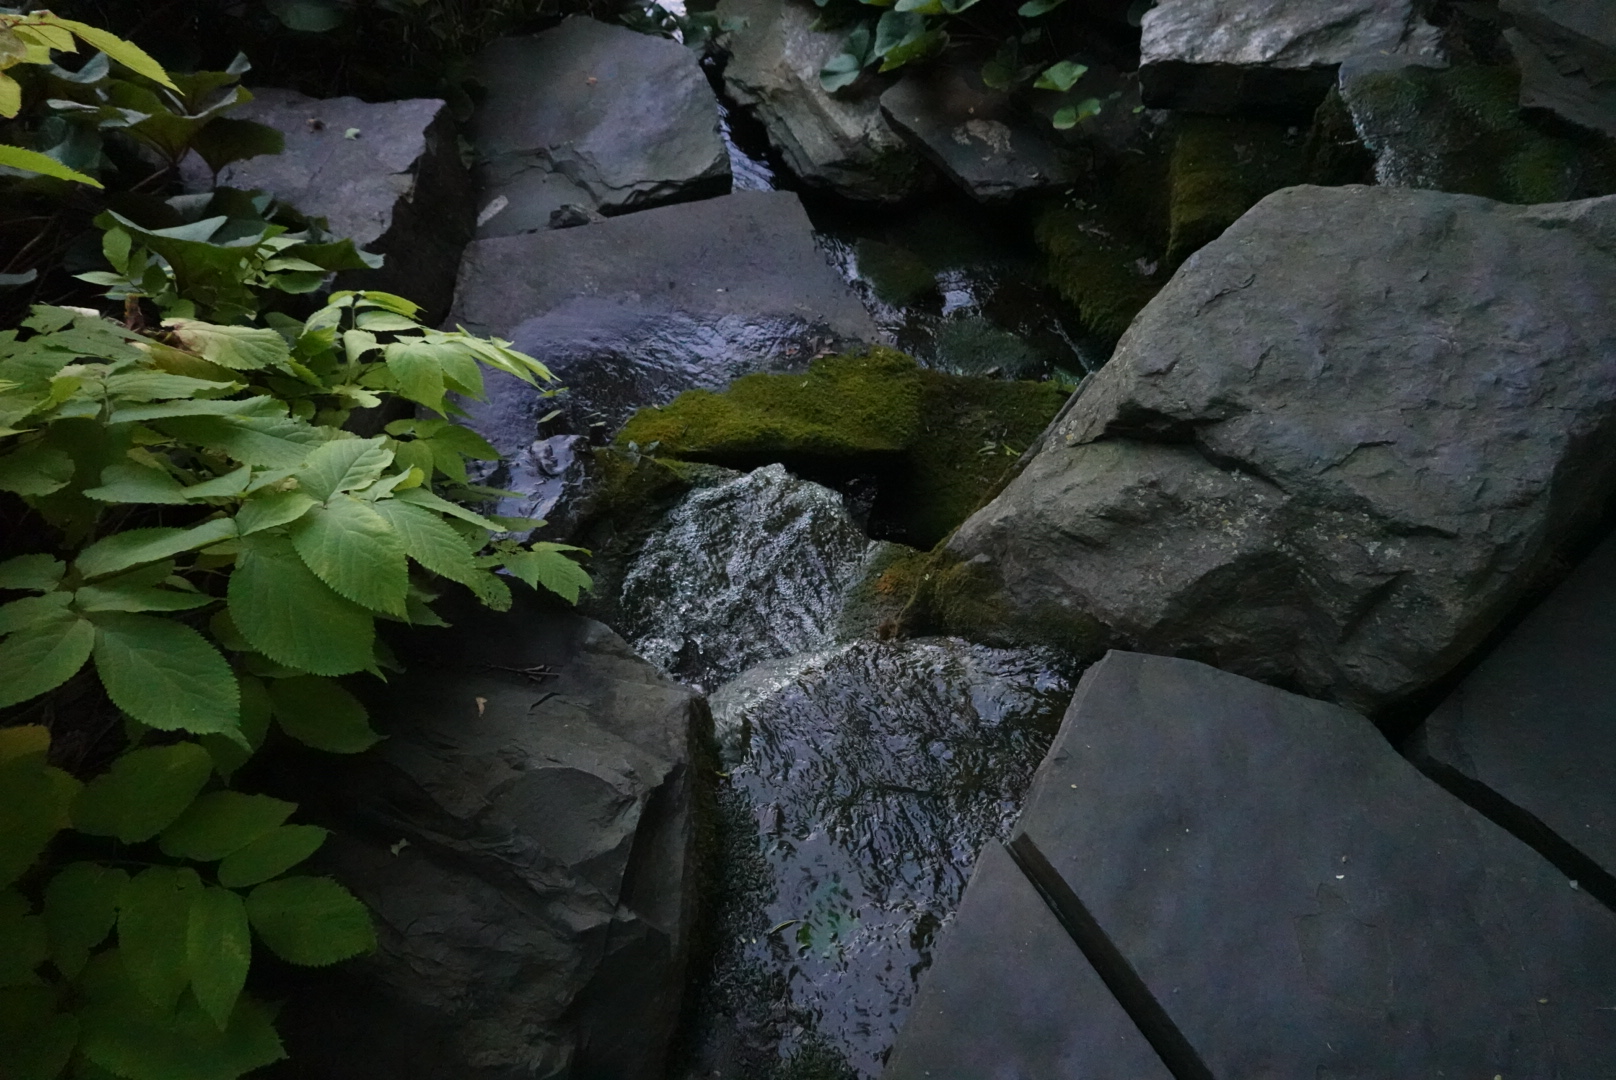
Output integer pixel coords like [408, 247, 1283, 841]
[1166, 115, 1309, 266]
[616, 348, 1067, 548]
[1034, 201, 1167, 342]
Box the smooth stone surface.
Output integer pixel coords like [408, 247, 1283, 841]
[190, 89, 473, 322]
[880, 65, 1082, 201]
[273, 598, 706, 1080]
[1015, 651, 1616, 1076]
[1501, 0, 1616, 139]
[1411, 530, 1616, 889]
[883, 843, 1172, 1080]
[716, 0, 927, 201]
[471, 18, 729, 237]
[1139, 0, 1443, 115]
[950, 186, 1616, 716]
[448, 189, 879, 451]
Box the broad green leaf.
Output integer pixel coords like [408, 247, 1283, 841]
[295, 437, 393, 502]
[104, 371, 239, 402]
[228, 533, 374, 675]
[354, 311, 417, 332]
[0, 755, 78, 889]
[463, 568, 512, 612]
[72, 743, 213, 843]
[267, 676, 379, 754]
[0, 443, 74, 496]
[187, 888, 250, 1030]
[371, 498, 479, 585]
[159, 792, 294, 862]
[353, 291, 420, 318]
[394, 485, 501, 530]
[878, 25, 945, 69]
[290, 495, 408, 615]
[217, 826, 327, 889]
[75, 519, 238, 581]
[118, 867, 202, 1011]
[164, 321, 291, 372]
[1051, 97, 1102, 129]
[109, 395, 286, 424]
[503, 544, 593, 605]
[92, 613, 240, 735]
[74, 580, 214, 613]
[0, 889, 47, 986]
[872, 9, 926, 59]
[0, 592, 72, 636]
[0, 604, 94, 710]
[382, 341, 446, 412]
[77, 951, 286, 1080]
[0, 984, 79, 1080]
[202, 673, 272, 780]
[159, 413, 328, 468]
[83, 461, 189, 504]
[0, 555, 64, 592]
[49, 18, 178, 89]
[44, 863, 128, 979]
[182, 465, 252, 501]
[0, 726, 48, 766]
[0, 143, 103, 187]
[245, 877, 374, 967]
[1035, 59, 1088, 92]
[234, 488, 317, 535]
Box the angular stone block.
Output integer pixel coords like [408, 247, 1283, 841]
[1501, 0, 1616, 139]
[196, 89, 473, 323]
[1012, 651, 1616, 1076]
[471, 18, 729, 237]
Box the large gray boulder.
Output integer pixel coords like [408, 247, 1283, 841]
[948, 185, 1616, 717]
[448, 189, 878, 451]
[1139, 0, 1443, 115]
[273, 598, 707, 1080]
[471, 18, 729, 238]
[895, 651, 1616, 1075]
[193, 89, 473, 323]
[1502, 0, 1616, 138]
[1411, 529, 1616, 904]
[716, 0, 927, 201]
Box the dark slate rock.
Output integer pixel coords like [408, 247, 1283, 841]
[471, 18, 729, 238]
[447, 189, 879, 452]
[270, 597, 706, 1080]
[948, 186, 1616, 717]
[715, 0, 927, 202]
[883, 842, 1172, 1080]
[1139, 0, 1443, 116]
[1410, 530, 1616, 900]
[880, 64, 1082, 201]
[1012, 650, 1616, 1076]
[1502, 0, 1616, 138]
[190, 89, 473, 323]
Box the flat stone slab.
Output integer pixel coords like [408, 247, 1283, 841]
[447, 189, 878, 451]
[1008, 651, 1616, 1076]
[1139, 0, 1443, 115]
[1411, 530, 1616, 898]
[191, 89, 473, 322]
[471, 18, 729, 237]
[884, 842, 1172, 1080]
[880, 65, 1081, 201]
[1502, 0, 1616, 139]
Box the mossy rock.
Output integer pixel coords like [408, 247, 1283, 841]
[1033, 201, 1167, 342]
[616, 348, 1067, 548]
[1167, 115, 1309, 266]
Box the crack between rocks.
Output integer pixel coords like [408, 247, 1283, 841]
[1005, 832, 1217, 1080]
[1405, 755, 1616, 916]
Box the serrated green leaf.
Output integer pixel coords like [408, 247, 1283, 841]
[159, 792, 294, 862]
[83, 461, 189, 505]
[228, 533, 374, 676]
[187, 888, 250, 1030]
[234, 488, 316, 535]
[72, 743, 213, 843]
[0, 555, 64, 593]
[370, 498, 479, 585]
[158, 414, 328, 468]
[289, 495, 408, 616]
[92, 613, 240, 735]
[74, 519, 238, 582]
[104, 371, 240, 402]
[164, 321, 290, 371]
[295, 437, 392, 502]
[201, 673, 271, 780]
[109, 395, 286, 425]
[267, 675, 378, 754]
[463, 568, 512, 612]
[0, 890, 47, 986]
[382, 340, 446, 413]
[182, 465, 252, 501]
[0, 443, 74, 496]
[44, 863, 127, 979]
[1035, 59, 1088, 92]
[74, 579, 214, 614]
[0, 592, 72, 636]
[118, 867, 202, 1011]
[216, 825, 327, 889]
[0, 604, 94, 710]
[503, 544, 593, 605]
[0, 984, 79, 1080]
[394, 485, 501, 530]
[0, 756, 78, 889]
[50, 18, 177, 89]
[0, 143, 103, 187]
[245, 877, 374, 967]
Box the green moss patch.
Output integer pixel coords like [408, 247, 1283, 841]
[616, 348, 1067, 548]
[1167, 116, 1309, 266]
[1034, 201, 1167, 342]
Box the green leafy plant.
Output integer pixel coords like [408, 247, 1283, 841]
[0, 282, 589, 1079]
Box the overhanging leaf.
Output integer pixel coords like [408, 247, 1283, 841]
[159, 792, 294, 862]
[0, 555, 64, 593]
[186, 888, 250, 1030]
[228, 533, 374, 676]
[44, 863, 128, 979]
[72, 743, 213, 843]
[245, 877, 374, 967]
[75, 519, 238, 581]
[371, 498, 478, 585]
[0, 604, 94, 710]
[92, 612, 240, 735]
[117, 867, 202, 1011]
[0, 143, 103, 187]
[0, 443, 75, 496]
[295, 437, 393, 502]
[83, 461, 190, 504]
[216, 826, 327, 889]
[267, 675, 379, 754]
[288, 495, 408, 616]
[1035, 59, 1088, 92]
[164, 321, 291, 372]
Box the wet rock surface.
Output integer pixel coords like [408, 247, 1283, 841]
[989, 651, 1616, 1076]
[470, 18, 729, 237]
[949, 185, 1616, 717]
[447, 189, 878, 453]
[1411, 529, 1616, 901]
[679, 638, 1077, 1079]
[270, 596, 706, 1080]
[190, 89, 473, 323]
[1139, 0, 1444, 115]
[715, 0, 927, 201]
[1502, 0, 1616, 138]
